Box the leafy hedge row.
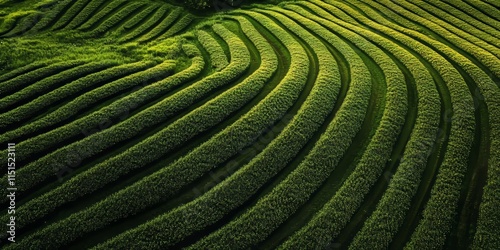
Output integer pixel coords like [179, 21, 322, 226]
[0, 61, 177, 193]
[119, 5, 169, 43]
[484, 0, 500, 8]
[321, 1, 476, 248]
[0, 61, 117, 114]
[65, 0, 108, 30]
[0, 61, 49, 83]
[1, 24, 248, 228]
[137, 7, 183, 42]
[78, 0, 128, 31]
[0, 60, 163, 162]
[156, 14, 194, 41]
[0, 10, 37, 36]
[0, 60, 85, 98]
[378, 0, 500, 78]
[280, 3, 408, 248]
[465, 0, 500, 22]
[417, 0, 500, 46]
[474, 100, 500, 249]
[51, 0, 90, 30]
[8, 22, 274, 249]
[197, 29, 229, 70]
[119, 4, 159, 32]
[444, 0, 500, 31]
[0, 51, 202, 233]
[188, 7, 359, 248]
[397, 7, 500, 249]
[94, 11, 312, 248]
[340, 7, 441, 249]
[1, 25, 247, 194]
[0, 61, 151, 138]
[90, 2, 146, 36]
[346, 1, 476, 248]
[30, 0, 73, 31]
[399, 3, 500, 248]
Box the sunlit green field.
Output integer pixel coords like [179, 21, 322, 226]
[0, 0, 499, 249]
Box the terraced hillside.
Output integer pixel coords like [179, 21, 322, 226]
[0, 0, 499, 249]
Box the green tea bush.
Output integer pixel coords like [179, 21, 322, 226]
[338, 0, 476, 248]
[137, 7, 183, 42]
[90, 2, 146, 36]
[0, 60, 85, 98]
[280, 3, 409, 248]
[0, 61, 151, 132]
[6, 22, 274, 250]
[119, 5, 169, 43]
[0, 61, 49, 83]
[65, 0, 108, 30]
[156, 14, 194, 41]
[95, 11, 312, 248]
[0, 61, 117, 113]
[78, 0, 127, 31]
[119, 4, 159, 32]
[51, 0, 91, 30]
[197, 29, 229, 70]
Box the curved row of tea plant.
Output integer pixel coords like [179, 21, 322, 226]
[2, 0, 193, 41]
[0, 0, 498, 249]
[0, 24, 250, 201]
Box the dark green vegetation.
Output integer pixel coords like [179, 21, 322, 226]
[0, 0, 499, 249]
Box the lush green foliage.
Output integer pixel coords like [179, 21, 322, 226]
[0, 0, 498, 249]
[197, 29, 229, 70]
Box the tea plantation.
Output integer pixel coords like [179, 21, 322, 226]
[0, 0, 499, 249]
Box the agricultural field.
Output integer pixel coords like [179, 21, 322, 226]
[0, 0, 499, 249]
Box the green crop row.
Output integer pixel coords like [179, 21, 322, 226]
[0, 25, 248, 227]
[196, 29, 229, 71]
[443, 0, 500, 31]
[316, 1, 476, 248]
[156, 14, 194, 41]
[303, 0, 359, 25]
[279, 3, 408, 248]
[378, 0, 500, 78]
[424, 0, 500, 41]
[78, 0, 128, 31]
[90, 2, 146, 36]
[0, 62, 177, 184]
[411, 0, 500, 52]
[408, 4, 500, 248]
[137, 7, 182, 42]
[0, 61, 151, 139]
[343, 1, 476, 248]
[342, 8, 441, 250]
[0, 58, 182, 196]
[1, 12, 43, 37]
[93, 11, 312, 248]
[119, 5, 169, 43]
[51, 0, 91, 30]
[0, 61, 117, 114]
[0, 53, 202, 233]
[65, 0, 108, 30]
[0, 60, 85, 98]
[0, 60, 158, 146]
[0, 60, 166, 162]
[465, 0, 500, 22]
[30, 0, 73, 31]
[474, 108, 500, 249]
[190, 7, 371, 248]
[0, 10, 37, 36]
[8, 22, 272, 249]
[0, 61, 49, 83]
[115, 4, 159, 35]
[483, 0, 500, 8]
